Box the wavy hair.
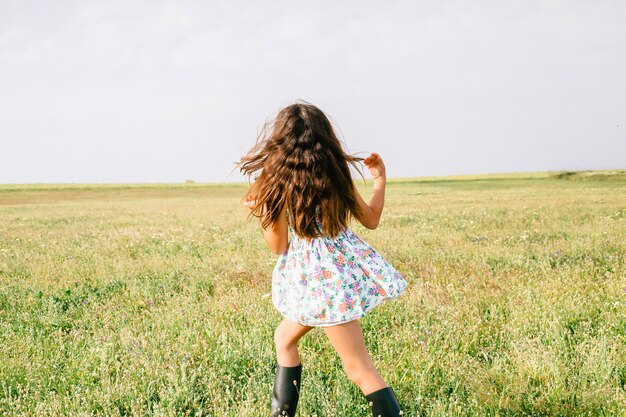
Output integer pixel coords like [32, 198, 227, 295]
[238, 101, 363, 239]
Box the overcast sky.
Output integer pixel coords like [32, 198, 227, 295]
[1, 0, 624, 183]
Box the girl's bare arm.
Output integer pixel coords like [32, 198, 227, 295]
[244, 196, 289, 254]
[261, 209, 289, 254]
[355, 178, 386, 229]
[355, 153, 386, 230]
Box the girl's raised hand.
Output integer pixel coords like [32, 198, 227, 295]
[243, 195, 257, 209]
[364, 153, 386, 180]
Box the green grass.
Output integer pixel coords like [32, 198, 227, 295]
[0, 170, 625, 416]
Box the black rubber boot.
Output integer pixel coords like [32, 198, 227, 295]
[270, 363, 302, 417]
[365, 387, 403, 417]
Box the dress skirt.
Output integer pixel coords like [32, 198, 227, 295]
[271, 225, 408, 327]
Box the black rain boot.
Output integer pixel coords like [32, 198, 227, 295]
[270, 363, 302, 417]
[365, 386, 403, 417]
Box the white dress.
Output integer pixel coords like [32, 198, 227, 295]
[271, 210, 408, 326]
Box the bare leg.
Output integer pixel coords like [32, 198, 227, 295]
[274, 319, 314, 367]
[323, 320, 388, 395]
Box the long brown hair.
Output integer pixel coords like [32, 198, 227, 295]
[238, 101, 363, 238]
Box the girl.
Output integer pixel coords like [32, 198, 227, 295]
[239, 101, 407, 417]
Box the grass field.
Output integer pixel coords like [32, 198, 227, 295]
[0, 170, 625, 416]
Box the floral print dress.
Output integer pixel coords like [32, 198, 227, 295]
[272, 209, 408, 327]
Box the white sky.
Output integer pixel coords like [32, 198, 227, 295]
[1, 0, 625, 183]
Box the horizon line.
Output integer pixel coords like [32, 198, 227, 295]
[1, 169, 624, 188]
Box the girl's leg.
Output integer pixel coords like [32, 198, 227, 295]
[274, 319, 314, 366]
[270, 319, 313, 417]
[323, 320, 387, 395]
